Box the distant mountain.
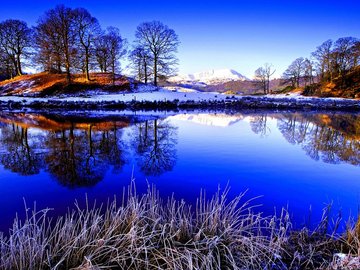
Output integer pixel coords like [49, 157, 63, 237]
[169, 113, 244, 127]
[169, 69, 248, 86]
[206, 78, 286, 94]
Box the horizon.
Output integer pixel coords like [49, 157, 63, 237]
[0, 0, 359, 78]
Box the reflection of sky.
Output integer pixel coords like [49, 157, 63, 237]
[0, 0, 359, 77]
[0, 113, 359, 233]
[167, 116, 360, 226]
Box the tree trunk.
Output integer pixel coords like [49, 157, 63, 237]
[138, 65, 141, 82]
[66, 63, 71, 84]
[153, 57, 158, 86]
[16, 54, 22, 76]
[144, 60, 148, 84]
[65, 48, 71, 83]
[263, 80, 266, 94]
[112, 61, 115, 85]
[64, 41, 71, 83]
[57, 60, 62, 74]
[85, 47, 90, 81]
[11, 56, 18, 77]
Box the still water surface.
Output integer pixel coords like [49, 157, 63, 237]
[0, 110, 359, 231]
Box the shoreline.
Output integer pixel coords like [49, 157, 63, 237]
[1, 93, 360, 111]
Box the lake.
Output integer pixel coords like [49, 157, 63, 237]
[0, 110, 359, 232]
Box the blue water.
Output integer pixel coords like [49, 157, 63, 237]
[0, 111, 359, 232]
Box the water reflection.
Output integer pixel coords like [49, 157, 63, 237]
[44, 124, 119, 188]
[0, 113, 178, 187]
[132, 119, 177, 176]
[250, 113, 271, 137]
[0, 124, 43, 175]
[0, 111, 359, 188]
[276, 113, 360, 165]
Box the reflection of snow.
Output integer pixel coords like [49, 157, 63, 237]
[168, 114, 243, 127]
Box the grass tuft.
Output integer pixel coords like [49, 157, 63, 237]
[0, 182, 359, 269]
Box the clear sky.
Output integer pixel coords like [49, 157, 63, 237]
[0, 0, 359, 78]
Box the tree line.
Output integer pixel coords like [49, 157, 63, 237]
[0, 5, 179, 86]
[283, 37, 360, 89]
[253, 37, 360, 94]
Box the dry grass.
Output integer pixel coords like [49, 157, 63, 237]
[0, 182, 359, 269]
[303, 67, 360, 99]
[0, 72, 131, 96]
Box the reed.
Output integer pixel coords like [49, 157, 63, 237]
[0, 181, 357, 269]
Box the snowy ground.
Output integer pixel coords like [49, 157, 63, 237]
[0, 85, 358, 111]
[62, 87, 225, 103]
[0, 85, 228, 104]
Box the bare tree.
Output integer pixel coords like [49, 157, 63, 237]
[105, 27, 126, 84]
[73, 8, 101, 81]
[129, 45, 153, 84]
[0, 49, 15, 79]
[0, 19, 32, 76]
[311, 37, 359, 84]
[135, 21, 179, 86]
[35, 5, 76, 83]
[351, 41, 360, 68]
[254, 67, 267, 94]
[332, 37, 358, 78]
[303, 58, 314, 86]
[254, 63, 275, 94]
[312, 40, 333, 82]
[34, 16, 63, 73]
[282, 57, 305, 88]
[94, 28, 126, 83]
[94, 34, 110, 73]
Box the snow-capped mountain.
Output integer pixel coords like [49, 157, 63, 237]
[169, 113, 244, 127]
[169, 69, 248, 86]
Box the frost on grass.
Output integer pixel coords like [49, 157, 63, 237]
[1, 182, 359, 270]
[0, 182, 288, 269]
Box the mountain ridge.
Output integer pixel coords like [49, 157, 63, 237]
[169, 68, 249, 86]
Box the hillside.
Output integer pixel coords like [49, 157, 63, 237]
[204, 78, 287, 94]
[0, 73, 131, 97]
[303, 67, 360, 98]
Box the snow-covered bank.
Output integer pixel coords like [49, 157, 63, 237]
[0, 88, 359, 111]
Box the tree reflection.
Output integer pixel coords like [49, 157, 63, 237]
[0, 114, 130, 187]
[250, 114, 271, 137]
[98, 123, 127, 174]
[277, 114, 360, 165]
[132, 119, 177, 176]
[0, 124, 42, 175]
[44, 123, 126, 188]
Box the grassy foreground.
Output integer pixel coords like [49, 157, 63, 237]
[0, 183, 359, 270]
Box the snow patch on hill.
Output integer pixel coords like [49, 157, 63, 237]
[169, 69, 248, 85]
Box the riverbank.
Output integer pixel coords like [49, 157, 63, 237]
[0, 88, 360, 111]
[0, 183, 358, 270]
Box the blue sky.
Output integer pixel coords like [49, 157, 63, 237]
[0, 0, 359, 78]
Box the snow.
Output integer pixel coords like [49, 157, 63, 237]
[0, 86, 226, 104]
[0, 83, 359, 111]
[61, 87, 226, 102]
[163, 86, 199, 93]
[169, 68, 248, 85]
[168, 113, 244, 127]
